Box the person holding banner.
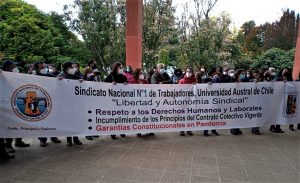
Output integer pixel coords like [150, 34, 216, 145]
[146, 67, 155, 84]
[123, 65, 134, 82]
[149, 63, 172, 136]
[172, 68, 184, 84]
[205, 71, 221, 136]
[0, 138, 14, 160]
[151, 63, 172, 84]
[34, 61, 62, 146]
[104, 62, 128, 139]
[57, 61, 83, 146]
[129, 68, 148, 137]
[275, 68, 295, 132]
[179, 67, 196, 136]
[1, 60, 30, 156]
[0, 60, 16, 159]
[230, 70, 246, 135]
[248, 70, 262, 135]
[269, 68, 293, 133]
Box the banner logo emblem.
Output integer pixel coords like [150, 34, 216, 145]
[11, 85, 52, 122]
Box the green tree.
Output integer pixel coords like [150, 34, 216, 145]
[0, 0, 89, 65]
[64, 0, 126, 73]
[251, 48, 295, 69]
[143, 0, 177, 68]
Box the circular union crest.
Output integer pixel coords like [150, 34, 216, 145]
[11, 85, 52, 122]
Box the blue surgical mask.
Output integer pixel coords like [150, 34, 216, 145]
[160, 69, 165, 74]
[239, 74, 246, 80]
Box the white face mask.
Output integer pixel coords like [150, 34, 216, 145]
[67, 68, 77, 75]
[246, 74, 251, 78]
[118, 68, 123, 74]
[32, 70, 36, 75]
[139, 74, 145, 80]
[223, 72, 228, 75]
[229, 73, 235, 77]
[201, 75, 207, 80]
[186, 73, 192, 78]
[40, 68, 48, 74]
[200, 69, 205, 72]
[159, 69, 165, 74]
[49, 69, 55, 73]
[87, 73, 94, 78]
[12, 68, 19, 73]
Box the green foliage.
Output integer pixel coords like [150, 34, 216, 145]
[158, 48, 169, 66]
[251, 48, 295, 69]
[0, 0, 90, 66]
[1, 0, 297, 73]
[64, 0, 126, 73]
[143, 0, 177, 69]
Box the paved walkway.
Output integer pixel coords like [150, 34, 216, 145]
[0, 126, 299, 183]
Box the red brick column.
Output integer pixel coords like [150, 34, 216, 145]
[293, 22, 300, 80]
[126, 0, 143, 70]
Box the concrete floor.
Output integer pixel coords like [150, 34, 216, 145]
[0, 126, 299, 183]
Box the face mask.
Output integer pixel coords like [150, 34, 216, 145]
[67, 68, 77, 75]
[159, 69, 165, 74]
[87, 73, 94, 78]
[49, 69, 56, 73]
[92, 65, 97, 70]
[139, 74, 145, 80]
[126, 68, 130, 72]
[239, 74, 246, 80]
[271, 72, 276, 76]
[246, 74, 251, 78]
[212, 75, 221, 82]
[201, 75, 207, 80]
[40, 68, 48, 74]
[118, 69, 123, 74]
[200, 69, 205, 72]
[93, 69, 99, 72]
[32, 70, 36, 75]
[12, 68, 19, 73]
[223, 72, 228, 75]
[213, 75, 220, 80]
[229, 73, 235, 77]
[186, 73, 192, 78]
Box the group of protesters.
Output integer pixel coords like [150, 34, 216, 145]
[0, 59, 299, 160]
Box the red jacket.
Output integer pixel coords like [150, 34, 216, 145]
[129, 78, 148, 84]
[178, 75, 196, 84]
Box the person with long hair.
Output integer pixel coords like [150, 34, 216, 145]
[57, 61, 83, 146]
[129, 68, 147, 136]
[178, 67, 196, 136]
[104, 62, 128, 139]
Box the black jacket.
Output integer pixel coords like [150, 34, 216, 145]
[57, 72, 80, 80]
[151, 72, 172, 84]
[104, 73, 127, 83]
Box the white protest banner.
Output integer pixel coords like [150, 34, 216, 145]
[0, 72, 299, 138]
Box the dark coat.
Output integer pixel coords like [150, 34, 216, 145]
[57, 72, 80, 80]
[151, 72, 172, 84]
[104, 73, 128, 83]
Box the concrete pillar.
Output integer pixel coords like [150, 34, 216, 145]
[126, 0, 143, 70]
[293, 22, 300, 80]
